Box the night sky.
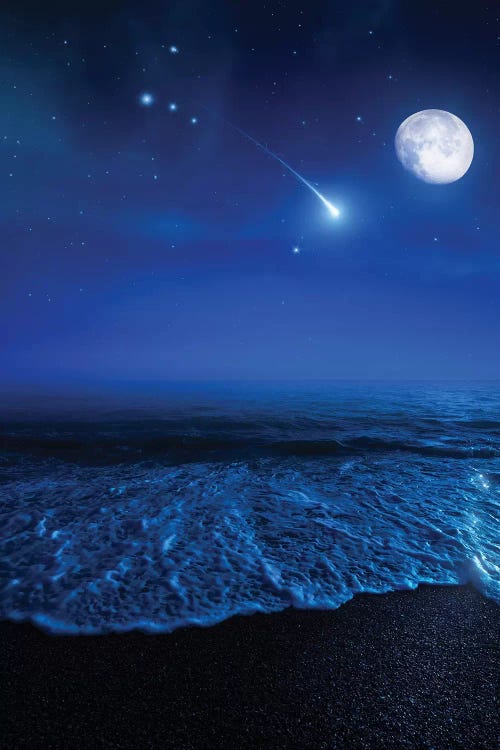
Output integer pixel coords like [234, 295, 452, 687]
[1, 0, 499, 387]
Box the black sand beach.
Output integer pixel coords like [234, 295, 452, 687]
[1, 584, 498, 749]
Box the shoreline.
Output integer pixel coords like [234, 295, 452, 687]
[1, 584, 498, 749]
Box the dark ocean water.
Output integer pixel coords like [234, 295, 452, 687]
[0, 382, 498, 634]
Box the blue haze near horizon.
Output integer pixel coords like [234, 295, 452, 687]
[0, 381, 498, 634]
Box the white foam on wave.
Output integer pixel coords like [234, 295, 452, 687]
[0, 452, 498, 634]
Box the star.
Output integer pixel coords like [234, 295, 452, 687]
[139, 92, 154, 107]
[169, 45, 179, 54]
[190, 116, 198, 124]
[168, 102, 178, 112]
[292, 246, 300, 254]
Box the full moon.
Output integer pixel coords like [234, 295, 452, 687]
[395, 109, 474, 184]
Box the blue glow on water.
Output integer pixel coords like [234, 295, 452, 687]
[0, 382, 498, 634]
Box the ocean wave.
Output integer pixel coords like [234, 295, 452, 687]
[1, 432, 498, 465]
[271, 437, 498, 459]
[0, 450, 498, 634]
[1, 385, 499, 634]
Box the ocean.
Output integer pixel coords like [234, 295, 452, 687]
[0, 382, 498, 634]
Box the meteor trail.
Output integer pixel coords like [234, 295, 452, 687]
[213, 113, 340, 219]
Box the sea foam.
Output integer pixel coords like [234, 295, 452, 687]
[0, 383, 498, 633]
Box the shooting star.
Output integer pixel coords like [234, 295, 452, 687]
[216, 114, 341, 219]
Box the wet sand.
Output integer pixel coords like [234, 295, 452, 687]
[1, 584, 498, 749]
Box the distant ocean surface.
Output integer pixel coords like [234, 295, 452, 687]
[0, 382, 498, 634]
